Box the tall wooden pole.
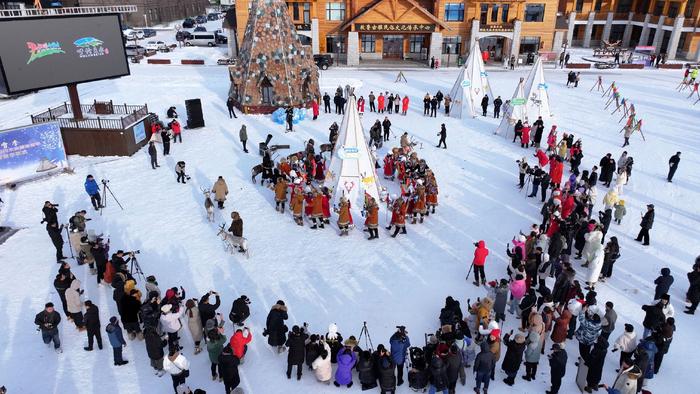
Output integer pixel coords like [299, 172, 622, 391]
[67, 83, 83, 120]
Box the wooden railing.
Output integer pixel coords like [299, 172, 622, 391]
[0, 5, 137, 18]
[31, 102, 149, 130]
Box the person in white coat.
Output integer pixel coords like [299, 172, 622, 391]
[65, 278, 85, 330]
[611, 363, 641, 394]
[184, 299, 203, 354]
[163, 349, 191, 394]
[312, 340, 333, 384]
[612, 324, 637, 366]
[582, 227, 605, 290]
[160, 304, 184, 350]
[615, 169, 628, 195]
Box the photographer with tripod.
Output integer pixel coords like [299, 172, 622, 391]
[42, 201, 66, 261]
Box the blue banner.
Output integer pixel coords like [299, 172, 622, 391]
[0, 122, 68, 185]
[133, 120, 146, 144]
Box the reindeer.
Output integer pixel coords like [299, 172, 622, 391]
[251, 164, 263, 184]
[217, 223, 250, 258]
[201, 187, 215, 222]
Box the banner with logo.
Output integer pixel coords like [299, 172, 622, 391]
[0, 122, 68, 185]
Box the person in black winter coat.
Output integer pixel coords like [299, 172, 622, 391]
[585, 336, 608, 391]
[437, 124, 447, 149]
[265, 300, 288, 351]
[641, 302, 665, 337]
[218, 344, 241, 393]
[473, 340, 495, 393]
[519, 289, 537, 330]
[635, 204, 655, 246]
[92, 242, 108, 285]
[83, 300, 102, 351]
[428, 353, 449, 393]
[501, 332, 526, 386]
[547, 343, 567, 394]
[144, 325, 166, 374]
[382, 118, 392, 142]
[532, 117, 544, 147]
[632, 345, 649, 391]
[53, 271, 73, 317]
[323, 93, 331, 113]
[378, 352, 397, 393]
[35, 302, 62, 351]
[599, 154, 615, 187]
[285, 325, 309, 380]
[120, 290, 142, 338]
[480, 95, 489, 116]
[654, 268, 674, 300]
[493, 96, 503, 118]
[229, 295, 251, 326]
[588, 167, 599, 187]
[446, 344, 463, 392]
[161, 129, 171, 155]
[653, 319, 674, 373]
[667, 151, 681, 182]
[358, 350, 378, 390]
[685, 261, 700, 314]
[305, 335, 320, 370]
[198, 291, 221, 328]
[148, 141, 159, 169]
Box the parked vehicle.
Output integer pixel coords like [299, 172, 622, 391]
[194, 26, 207, 32]
[217, 58, 236, 65]
[313, 54, 333, 70]
[145, 41, 168, 51]
[142, 28, 157, 38]
[184, 33, 217, 47]
[195, 15, 207, 24]
[175, 31, 193, 41]
[124, 45, 146, 57]
[182, 18, 196, 28]
[207, 13, 220, 21]
[215, 30, 228, 44]
[123, 29, 145, 40]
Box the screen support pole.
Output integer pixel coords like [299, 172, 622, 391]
[67, 83, 83, 120]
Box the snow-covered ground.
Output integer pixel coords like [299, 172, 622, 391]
[0, 61, 698, 394]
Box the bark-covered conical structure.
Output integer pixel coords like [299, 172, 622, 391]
[228, 0, 320, 114]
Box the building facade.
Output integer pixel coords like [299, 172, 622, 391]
[81, 0, 209, 26]
[561, 0, 700, 59]
[235, 0, 564, 66]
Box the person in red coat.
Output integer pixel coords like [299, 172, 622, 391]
[357, 96, 365, 114]
[521, 123, 531, 148]
[170, 120, 182, 143]
[304, 188, 314, 219]
[471, 240, 489, 286]
[401, 96, 409, 115]
[535, 149, 549, 167]
[311, 99, 319, 120]
[229, 328, 252, 361]
[321, 187, 331, 224]
[561, 195, 575, 219]
[383, 154, 395, 180]
[549, 157, 564, 186]
[377, 93, 385, 113]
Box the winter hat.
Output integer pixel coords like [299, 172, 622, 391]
[241, 295, 251, 304]
[624, 324, 634, 333]
[661, 268, 671, 276]
[85, 300, 93, 307]
[45, 302, 54, 308]
[619, 200, 625, 206]
[109, 316, 118, 324]
[661, 294, 670, 301]
[161, 304, 173, 313]
[647, 204, 654, 209]
[344, 337, 358, 347]
[205, 319, 216, 332]
[551, 343, 562, 350]
[376, 344, 386, 353]
[276, 300, 285, 306]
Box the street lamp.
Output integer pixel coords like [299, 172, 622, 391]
[336, 41, 341, 65]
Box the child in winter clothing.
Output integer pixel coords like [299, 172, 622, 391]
[106, 316, 128, 365]
[613, 200, 627, 225]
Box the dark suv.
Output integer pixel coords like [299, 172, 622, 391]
[182, 18, 196, 28]
[313, 54, 333, 70]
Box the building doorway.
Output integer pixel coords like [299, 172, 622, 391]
[383, 35, 404, 59]
[479, 37, 510, 62]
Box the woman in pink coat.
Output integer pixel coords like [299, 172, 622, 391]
[546, 126, 557, 151]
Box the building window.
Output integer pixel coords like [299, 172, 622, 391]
[409, 36, 424, 53]
[636, 0, 650, 14]
[616, 0, 633, 13]
[594, 0, 603, 11]
[501, 4, 510, 22]
[686, 0, 695, 17]
[326, 35, 346, 53]
[261, 77, 273, 105]
[668, 2, 679, 17]
[287, 2, 300, 20]
[575, 0, 584, 12]
[491, 4, 499, 22]
[480, 4, 488, 24]
[524, 4, 545, 22]
[361, 34, 376, 53]
[303, 3, 311, 23]
[519, 36, 541, 54]
[444, 3, 465, 21]
[325, 2, 345, 21]
[442, 36, 462, 54]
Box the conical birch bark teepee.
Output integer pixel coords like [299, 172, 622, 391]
[449, 40, 493, 119]
[523, 57, 554, 124]
[323, 94, 382, 211]
[495, 77, 528, 137]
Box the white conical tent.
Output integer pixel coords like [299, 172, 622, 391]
[495, 78, 528, 137]
[323, 95, 382, 211]
[523, 57, 554, 124]
[449, 40, 493, 119]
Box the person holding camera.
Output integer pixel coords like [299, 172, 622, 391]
[43, 201, 66, 261]
[199, 291, 221, 329]
[286, 324, 309, 380]
[163, 348, 191, 393]
[471, 240, 489, 286]
[84, 175, 103, 211]
[388, 326, 410, 386]
[230, 326, 253, 363]
[35, 302, 62, 353]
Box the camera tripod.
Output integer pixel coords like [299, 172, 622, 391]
[130, 255, 146, 283]
[100, 180, 124, 216]
[358, 321, 374, 352]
